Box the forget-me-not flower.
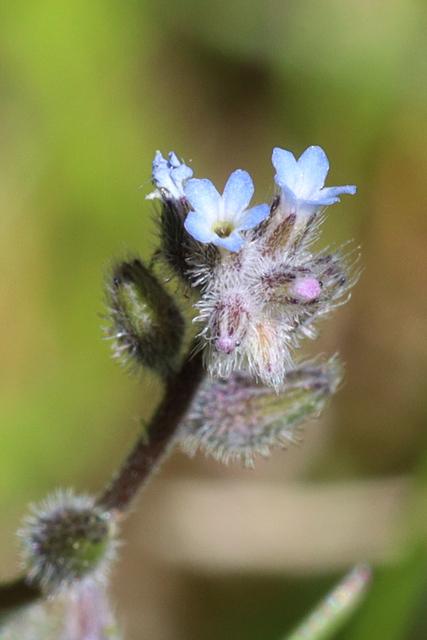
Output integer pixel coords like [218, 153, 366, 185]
[272, 146, 356, 217]
[149, 151, 193, 201]
[184, 169, 270, 252]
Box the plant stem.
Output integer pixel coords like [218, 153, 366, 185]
[0, 577, 41, 618]
[97, 344, 205, 512]
[0, 344, 204, 618]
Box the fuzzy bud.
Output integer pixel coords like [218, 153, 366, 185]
[179, 356, 343, 466]
[210, 292, 250, 354]
[245, 319, 293, 390]
[18, 490, 117, 593]
[103, 258, 185, 376]
[289, 276, 322, 303]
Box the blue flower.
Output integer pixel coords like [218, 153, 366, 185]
[272, 146, 356, 217]
[184, 170, 270, 252]
[150, 151, 193, 200]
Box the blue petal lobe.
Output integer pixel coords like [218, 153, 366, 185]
[172, 163, 193, 183]
[214, 231, 245, 252]
[272, 148, 298, 190]
[184, 211, 217, 243]
[222, 170, 254, 218]
[185, 179, 221, 218]
[238, 204, 270, 230]
[168, 151, 180, 167]
[297, 146, 329, 194]
[152, 152, 175, 193]
[321, 185, 357, 199]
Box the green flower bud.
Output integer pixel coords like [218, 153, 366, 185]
[104, 258, 185, 377]
[18, 490, 117, 593]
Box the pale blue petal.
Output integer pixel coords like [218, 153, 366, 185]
[320, 185, 357, 199]
[152, 151, 169, 179]
[185, 179, 221, 218]
[213, 230, 245, 252]
[298, 146, 329, 194]
[153, 150, 165, 166]
[166, 151, 193, 183]
[184, 211, 217, 243]
[152, 152, 176, 193]
[272, 148, 298, 190]
[168, 151, 180, 167]
[222, 170, 254, 217]
[238, 203, 270, 230]
[172, 163, 193, 183]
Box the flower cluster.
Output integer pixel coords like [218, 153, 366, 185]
[149, 146, 356, 390]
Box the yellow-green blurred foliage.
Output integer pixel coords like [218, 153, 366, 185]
[2, 1, 427, 639]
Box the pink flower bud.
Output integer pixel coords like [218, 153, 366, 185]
[290, 277, 322, 303]
[211, 294, 250, 355]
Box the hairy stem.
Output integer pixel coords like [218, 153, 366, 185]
[0, 577, 41, 618]
[97, 344, 205, 512]
[0, 344, 204, 619]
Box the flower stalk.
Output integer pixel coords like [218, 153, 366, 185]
[97, 342, 205, 512]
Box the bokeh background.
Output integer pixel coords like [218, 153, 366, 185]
[1, 1, 427, 638]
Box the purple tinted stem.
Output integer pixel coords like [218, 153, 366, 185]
[97, 345, 204, 512]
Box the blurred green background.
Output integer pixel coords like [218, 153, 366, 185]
[2, 0, 427, 638]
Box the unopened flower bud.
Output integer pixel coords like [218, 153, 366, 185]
[289, 276, 322, 303]
[18, 490, 117, 593]
[179, 356, 342, 466]
[246, 319, 293, 389]
[103, 258, 185, 377]
[210, 293, 250, 354]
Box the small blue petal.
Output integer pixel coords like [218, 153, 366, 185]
[184, 211, 218, 243]
[272, 148, 298, 191]
[320, 185, 357, 199]
[214, 231, 245, 252]
[238, 204, 270, 230]
[185, 179, 221, 219]
[172, 162, 193, 184]
[222, 170, 254, 219]
[297, 146, 329, 195]
[168, 151, 180, 167]
[152, 151, 169, 178]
